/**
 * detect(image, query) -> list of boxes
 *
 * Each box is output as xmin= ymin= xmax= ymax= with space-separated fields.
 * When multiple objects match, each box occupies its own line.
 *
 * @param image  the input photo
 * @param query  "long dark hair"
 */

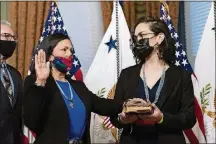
xmin=131 ymin=16 xmax=176 ymax=65
xmin=30 ymin=33 xmax=70 ymax=74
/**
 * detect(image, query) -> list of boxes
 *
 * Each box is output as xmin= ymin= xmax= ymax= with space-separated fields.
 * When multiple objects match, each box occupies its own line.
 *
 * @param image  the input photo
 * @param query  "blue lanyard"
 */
xmin=55 ymin=80 xmax=73 ymax=102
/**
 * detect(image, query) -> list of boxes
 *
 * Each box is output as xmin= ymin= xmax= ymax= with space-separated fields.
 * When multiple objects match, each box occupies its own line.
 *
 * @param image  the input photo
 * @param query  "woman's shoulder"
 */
xmin=68 ymin=78 xmax=86 ymax=89
xmin=121 ymin=64 xmax=141 ymax=74
xmin=168 ymin=65 xmax=192 ymax=79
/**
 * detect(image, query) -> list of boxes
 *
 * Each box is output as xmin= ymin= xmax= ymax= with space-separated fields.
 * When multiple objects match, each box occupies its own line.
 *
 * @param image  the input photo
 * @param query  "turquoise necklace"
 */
xmin=55 ymin=80 xmax=74 ymax=108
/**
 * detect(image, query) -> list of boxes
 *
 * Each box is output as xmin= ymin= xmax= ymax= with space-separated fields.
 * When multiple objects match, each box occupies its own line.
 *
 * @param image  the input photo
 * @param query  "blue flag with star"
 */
xmin=105 ymin=36 xmax=117 ymax=53
xmin=85 ymin=1 xmax=135 ymax=143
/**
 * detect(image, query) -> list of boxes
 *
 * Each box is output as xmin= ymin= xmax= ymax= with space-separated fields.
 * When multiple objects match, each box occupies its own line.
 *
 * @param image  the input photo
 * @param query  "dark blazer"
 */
xmin=23 ymin=74 xmax=122 ymax=144
xmin=110 ymin=64 xmax=196 ymax=144
xmin=0 ymin=64 xmax=23 ymax=144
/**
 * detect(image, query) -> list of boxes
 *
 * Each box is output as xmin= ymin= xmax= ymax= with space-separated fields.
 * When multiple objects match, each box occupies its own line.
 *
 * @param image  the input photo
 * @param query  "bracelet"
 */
xmin=157 ymin=115 xmax=164 ymax=124
xmin=117 ymin=114 xmax=124 ymax=124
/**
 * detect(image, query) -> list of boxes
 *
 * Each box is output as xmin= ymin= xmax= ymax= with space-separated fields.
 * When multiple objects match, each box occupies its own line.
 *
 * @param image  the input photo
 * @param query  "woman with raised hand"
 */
xmin=23 ymin=33 xmax=123 ymax=144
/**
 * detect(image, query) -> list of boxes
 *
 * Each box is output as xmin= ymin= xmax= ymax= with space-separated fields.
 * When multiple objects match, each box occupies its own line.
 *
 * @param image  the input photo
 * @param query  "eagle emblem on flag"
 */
xmin=92 ymin=85 xmax=119 ymax=143
xmin=200 ymin=84 xmax=216 ymax=127
xmin=200 ymin=84 xmax=216 ymax=139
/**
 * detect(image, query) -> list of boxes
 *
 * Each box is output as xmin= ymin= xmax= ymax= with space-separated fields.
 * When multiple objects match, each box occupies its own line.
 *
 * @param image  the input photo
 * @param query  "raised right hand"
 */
xmin=35 ymin=49 xmax=50 ymax=83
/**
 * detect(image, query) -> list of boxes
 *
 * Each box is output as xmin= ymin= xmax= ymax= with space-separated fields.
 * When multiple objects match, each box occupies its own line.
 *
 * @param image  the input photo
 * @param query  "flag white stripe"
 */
xmin=23 ymin=125 xmax=35 ymax=143
xmin=194 ymin=2 xmax=215 ymax=143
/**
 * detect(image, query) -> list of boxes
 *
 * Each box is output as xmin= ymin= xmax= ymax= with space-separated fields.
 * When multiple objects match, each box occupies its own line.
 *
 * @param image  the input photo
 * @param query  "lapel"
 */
xmin=156 ymin=66 xmax=179 ymax=109
xmin=5 ymin=66 xmax=18 ymax=108
xmin=127 ymin=64 xmax=142 ymax=99
xmin=0 ymin=80 xmax=12 ymax=107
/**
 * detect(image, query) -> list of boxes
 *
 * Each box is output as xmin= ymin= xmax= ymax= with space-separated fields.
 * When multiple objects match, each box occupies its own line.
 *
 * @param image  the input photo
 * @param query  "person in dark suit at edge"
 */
xmin=0 ymin=20 xmax=23 ymax=144
xmin=110 ymin=16 xmax=196 ymax=144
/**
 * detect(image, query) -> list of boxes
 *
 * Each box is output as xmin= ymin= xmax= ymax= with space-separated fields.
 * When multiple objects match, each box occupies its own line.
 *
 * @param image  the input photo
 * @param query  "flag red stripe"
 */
xmin=107 ymin=123 xmax=113 ymax=128
xmin=104 ymin=119 xmax=110 ymax=125
xmin=191 ymin=73 xmax=206 ymax=141
xmin=104 ymin=117 xmax=109 ymax=121
xmin=31 ymin=130 xmax=36 ymax=137
xmin=184 ymin=129 xmax=199 ymax=144
xmin=192 ymin=73 xmax=206 ymax=138
xmin=104 ymin=119 xmax=109 ymax=124
xmin=192 ymin=73 xmax=198 ymax=81
xmin=22 ymin=136 xmax=29 ymax=144
xmin=74 ymin=69 xmax=83 ymax=81
xmin=194 ymin=97 xmax=206 ymax=138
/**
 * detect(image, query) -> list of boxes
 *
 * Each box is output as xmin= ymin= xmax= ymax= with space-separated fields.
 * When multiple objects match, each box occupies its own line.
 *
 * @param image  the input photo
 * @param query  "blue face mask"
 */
xmin=52 ymin=56 xmax=73 ymax=73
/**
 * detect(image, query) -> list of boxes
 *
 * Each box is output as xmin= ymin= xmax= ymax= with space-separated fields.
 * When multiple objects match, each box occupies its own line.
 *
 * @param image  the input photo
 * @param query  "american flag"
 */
xmin=160 ymin=2 xmax=206 ymax=143
xmin=28 ymin=1 xmax=83 ymax=81
xmin=23 ymin=2 xmax=83 ymax=143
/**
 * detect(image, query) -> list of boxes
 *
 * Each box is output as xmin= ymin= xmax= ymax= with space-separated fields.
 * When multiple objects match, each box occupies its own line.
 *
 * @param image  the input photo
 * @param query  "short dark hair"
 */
xmin=30 ymin=33 xmax=70 ymax=73
xmin=131 ymin=16 xmax=176 ymax=65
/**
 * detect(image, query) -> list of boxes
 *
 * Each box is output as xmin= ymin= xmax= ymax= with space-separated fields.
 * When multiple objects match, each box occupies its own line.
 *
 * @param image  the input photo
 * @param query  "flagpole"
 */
xmin=214 ymin=2 xmax=216 ymax=41
xmin=115 ymin=1 xmax=123 ymax=142
xmin=115 ymin=1 xmax=120 ymax=79
xmin=214 ymin=1 xmax=216 ymax=95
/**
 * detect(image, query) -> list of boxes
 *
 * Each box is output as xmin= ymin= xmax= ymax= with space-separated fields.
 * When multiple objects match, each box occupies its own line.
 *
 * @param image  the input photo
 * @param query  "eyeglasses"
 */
xmin=137 ymin=32 xmax=154 ymax=39
xmin=0 ymin=33 xmax=18 ymax=42
xmin=132 ymin=32 xmax=154 ymax=42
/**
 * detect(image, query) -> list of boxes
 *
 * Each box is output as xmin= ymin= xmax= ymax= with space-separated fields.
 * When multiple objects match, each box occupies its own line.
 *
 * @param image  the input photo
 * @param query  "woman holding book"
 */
xmin=110 ymin=16 xmax=196 ymax=144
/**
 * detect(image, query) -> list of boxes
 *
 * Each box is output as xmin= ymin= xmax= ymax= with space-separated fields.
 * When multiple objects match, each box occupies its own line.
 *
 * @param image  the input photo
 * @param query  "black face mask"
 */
xmin=0 ymin=40 xmax=16 ymax=59
xmin=133 ymin=38 xmax=155 ymax=62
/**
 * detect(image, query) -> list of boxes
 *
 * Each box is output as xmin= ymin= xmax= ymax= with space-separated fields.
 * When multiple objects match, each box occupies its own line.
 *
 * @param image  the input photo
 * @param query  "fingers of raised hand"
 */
xmin=38 ymin=50 xmax=42 ymax=68
xmin=37 ymin=49 xmax=47 ymax=68
xmin=46 ymin=61 xmax=50 ymax=69
xmin=42 ymin=49 xmax=46 ymax=64
xmin=38 ymin=50 xmax=41 ymax=65
xmin=35 ymin=54 xmax=38 ymax=69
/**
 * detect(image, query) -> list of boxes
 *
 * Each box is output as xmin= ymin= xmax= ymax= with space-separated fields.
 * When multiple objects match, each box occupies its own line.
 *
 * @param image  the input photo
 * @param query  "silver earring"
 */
xmin=157 ymin=52 xmax=163 ymax=59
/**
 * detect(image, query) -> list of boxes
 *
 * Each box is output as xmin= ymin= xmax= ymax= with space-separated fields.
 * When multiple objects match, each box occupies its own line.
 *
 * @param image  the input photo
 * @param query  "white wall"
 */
xmin=57 ymin=2 xmax=104 ymax=77
xmin=184 ymin=1 xmax=212 ymax=68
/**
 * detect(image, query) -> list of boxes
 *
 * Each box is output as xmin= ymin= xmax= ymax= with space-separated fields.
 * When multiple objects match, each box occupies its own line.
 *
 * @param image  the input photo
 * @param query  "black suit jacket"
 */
xmin=110 ymin=64 xmax=196 ymax=144
xmin=0 ymin=64 xmax=23 ymax=144
xmin=23 ymin=75 xmax=122 ymax=144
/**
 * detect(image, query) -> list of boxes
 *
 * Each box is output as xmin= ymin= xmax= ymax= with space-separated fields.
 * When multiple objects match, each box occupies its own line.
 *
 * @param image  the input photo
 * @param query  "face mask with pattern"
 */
xmin=52 ymin=55 xmax=73 ymax=73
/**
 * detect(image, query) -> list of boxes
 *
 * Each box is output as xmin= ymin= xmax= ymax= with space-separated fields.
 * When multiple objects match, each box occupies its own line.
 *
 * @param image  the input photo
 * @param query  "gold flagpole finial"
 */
xmin=160 ymin=0 xmax=169 ymax=14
